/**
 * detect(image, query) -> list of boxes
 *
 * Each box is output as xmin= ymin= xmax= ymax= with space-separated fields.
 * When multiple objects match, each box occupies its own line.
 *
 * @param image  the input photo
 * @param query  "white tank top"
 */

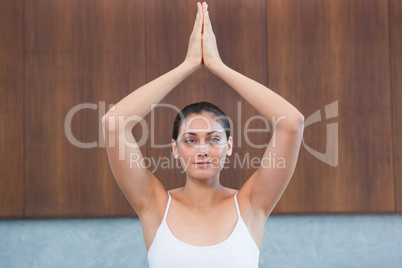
xmin=147 ymin=191 xmax=260 ymax=268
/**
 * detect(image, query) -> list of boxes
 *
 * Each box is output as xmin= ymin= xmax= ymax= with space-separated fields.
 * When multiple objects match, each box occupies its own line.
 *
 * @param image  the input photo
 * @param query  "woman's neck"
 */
xmin=180 ymin=175 xmax=226 ymax=210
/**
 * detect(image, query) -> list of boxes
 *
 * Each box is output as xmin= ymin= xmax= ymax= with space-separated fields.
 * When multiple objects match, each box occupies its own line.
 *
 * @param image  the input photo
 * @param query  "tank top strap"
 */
xmin=162 ymin=192 xmax=172 ymax=222
xmin=234 ymin=191 xmax=241 ymax=218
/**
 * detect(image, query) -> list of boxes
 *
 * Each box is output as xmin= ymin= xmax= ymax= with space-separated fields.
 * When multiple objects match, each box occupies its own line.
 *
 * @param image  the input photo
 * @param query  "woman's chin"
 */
xmin=187 ymin=168 xmax=220 ymax=180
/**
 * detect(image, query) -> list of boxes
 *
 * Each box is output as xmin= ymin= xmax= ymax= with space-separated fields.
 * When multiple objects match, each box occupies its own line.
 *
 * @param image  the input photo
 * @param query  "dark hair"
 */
xmin=172 ymin=101 xmax=231 ymax=142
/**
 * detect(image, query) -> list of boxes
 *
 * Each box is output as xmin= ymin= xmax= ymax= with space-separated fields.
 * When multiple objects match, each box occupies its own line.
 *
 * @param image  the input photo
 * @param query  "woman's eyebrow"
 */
xmin=182 ymin=130 xmax=223 ymax=137
xmin=182 ymin=132 xmax=197 ymax=136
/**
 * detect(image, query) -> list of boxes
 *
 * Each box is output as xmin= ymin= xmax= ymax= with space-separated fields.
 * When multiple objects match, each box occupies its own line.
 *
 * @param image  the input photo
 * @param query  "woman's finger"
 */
xmin=203 ymin=2 xmax=213 ymax=34
xmin=192 ymin=2 xmax=203 ymax=34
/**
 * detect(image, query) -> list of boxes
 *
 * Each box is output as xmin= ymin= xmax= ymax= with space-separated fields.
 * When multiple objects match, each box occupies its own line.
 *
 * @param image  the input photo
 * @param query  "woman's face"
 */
xmin=172 ymin=112 xmax=233 ymax=180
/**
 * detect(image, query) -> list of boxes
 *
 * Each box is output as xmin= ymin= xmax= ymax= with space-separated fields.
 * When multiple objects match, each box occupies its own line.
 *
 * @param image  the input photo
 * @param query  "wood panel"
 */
xmin=267 ymin=0 xmax=394 ymax=213
xmin=145 ymin=0 xmax=268 ymax=192
xmin=1 ymin=0 xmax=398 ymax=219
xmin=390 ymin=0 xmax=402 ymax=212
xmin=0 ymin=0 xmax=24 ymax=219
xmin=24 ymin=0 xmax=145 ymax=218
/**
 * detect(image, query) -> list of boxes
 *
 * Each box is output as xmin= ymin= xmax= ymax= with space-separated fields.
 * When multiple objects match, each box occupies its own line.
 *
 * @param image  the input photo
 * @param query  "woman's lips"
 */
xmin=194 ymin=162 xmax=211 ymax=167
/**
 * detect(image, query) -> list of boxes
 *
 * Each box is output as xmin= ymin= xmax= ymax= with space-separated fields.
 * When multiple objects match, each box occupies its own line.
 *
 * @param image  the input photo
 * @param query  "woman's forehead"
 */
xmin=179 ymin=113 xmax=224 ymax=134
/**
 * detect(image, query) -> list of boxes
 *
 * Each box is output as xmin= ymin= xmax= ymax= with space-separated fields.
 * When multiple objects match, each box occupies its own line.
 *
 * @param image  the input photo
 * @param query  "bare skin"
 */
xmin=102 ymin=2 xmax=304 ymax=252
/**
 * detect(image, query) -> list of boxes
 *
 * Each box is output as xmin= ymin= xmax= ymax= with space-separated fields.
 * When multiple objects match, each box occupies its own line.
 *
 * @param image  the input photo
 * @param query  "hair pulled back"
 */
xmin=172 ymin=101 xmax=231 ymax=142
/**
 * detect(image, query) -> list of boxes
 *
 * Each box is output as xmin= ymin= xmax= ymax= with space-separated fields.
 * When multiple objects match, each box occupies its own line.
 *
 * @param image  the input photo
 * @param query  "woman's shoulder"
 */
xmin=167 ymin=187 xmax=183 ymax=196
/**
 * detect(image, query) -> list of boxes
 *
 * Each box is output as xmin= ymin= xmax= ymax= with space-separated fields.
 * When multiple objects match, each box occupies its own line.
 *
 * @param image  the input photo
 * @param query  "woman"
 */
xmin=102 ymin=2 xmax=304 ymax=267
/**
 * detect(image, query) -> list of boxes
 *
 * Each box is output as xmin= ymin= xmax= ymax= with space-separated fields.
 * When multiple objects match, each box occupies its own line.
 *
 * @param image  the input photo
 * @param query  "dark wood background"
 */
xmin=0 ymin=0 xmax=400 ymax=219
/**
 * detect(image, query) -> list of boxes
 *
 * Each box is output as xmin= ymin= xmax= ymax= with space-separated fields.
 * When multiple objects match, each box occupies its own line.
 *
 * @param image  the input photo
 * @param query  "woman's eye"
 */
xmin=209 ymin=137 xmax=220 ymax=143
xmin=185 ymin=139 xmax=196 ymax=144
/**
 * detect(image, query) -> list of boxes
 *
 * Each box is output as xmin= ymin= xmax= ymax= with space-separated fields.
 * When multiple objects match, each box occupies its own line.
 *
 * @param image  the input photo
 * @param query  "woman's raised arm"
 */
xmin=102 ymin=3 xmax=204 ymax=218
xmin=201 ymin=3 xmax=304 ymax=218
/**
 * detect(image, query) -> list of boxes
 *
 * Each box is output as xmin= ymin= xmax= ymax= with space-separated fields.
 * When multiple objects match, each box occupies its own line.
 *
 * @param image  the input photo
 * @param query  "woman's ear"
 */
xmin=226 ymin=136 xmax=233 ymax=156
xmin=171 ymin=139 xmax=179 ymax=159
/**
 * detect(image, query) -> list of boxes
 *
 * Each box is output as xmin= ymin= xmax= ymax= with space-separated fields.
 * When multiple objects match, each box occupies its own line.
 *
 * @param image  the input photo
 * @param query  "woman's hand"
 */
xmin=202 ymin=3 xmax=223 ymax=69
xmin=184 ymin=2 xmax=203 ymax=70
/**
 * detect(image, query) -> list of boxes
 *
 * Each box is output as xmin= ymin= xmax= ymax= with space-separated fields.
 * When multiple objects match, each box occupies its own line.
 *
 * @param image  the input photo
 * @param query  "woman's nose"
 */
xmin=196 ymin=151 xmax=209 ymax=158
xmin=196 ymin=143 xmax=209 ymax=157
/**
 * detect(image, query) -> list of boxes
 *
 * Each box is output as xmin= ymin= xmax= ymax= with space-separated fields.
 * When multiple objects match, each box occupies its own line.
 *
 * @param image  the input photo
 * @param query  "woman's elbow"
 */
xmin=102 ymin=113 xmax=116 ymax=132
xmin=284 ymin=113 xmax=305 ymax=132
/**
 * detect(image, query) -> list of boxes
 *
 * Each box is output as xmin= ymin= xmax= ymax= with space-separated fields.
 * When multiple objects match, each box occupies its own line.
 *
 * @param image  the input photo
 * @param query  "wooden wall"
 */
xmin=390 ymin=0 xmax=402 ymax=213
xmin=0 ymin=0 xmax=24 ymax=218
xmin=0 ymin=0 xmax=400 ymax=219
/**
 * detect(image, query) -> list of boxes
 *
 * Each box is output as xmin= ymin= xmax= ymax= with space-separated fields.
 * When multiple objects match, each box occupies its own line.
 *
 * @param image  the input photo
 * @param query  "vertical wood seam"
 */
xmin=266 ymin=0 xmax=269 ymax=88
xmin=387 ymin=0 xmax=397 ymax=213
xmin=22 ymin=0 xmax=26 ymax=219
xmin=144 ymin=0 xmax=148 ymax=84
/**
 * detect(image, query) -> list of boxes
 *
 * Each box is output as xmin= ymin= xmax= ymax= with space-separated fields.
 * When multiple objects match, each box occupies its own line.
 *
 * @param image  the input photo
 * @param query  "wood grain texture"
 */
xmin=0 ymin=0 xmax=24 ymax=218
xmin=390 ymin=0 xmax=402 ymax=212
xmin=24 ymin=0 xmax=145 ymax=218
xmin=267 ymin=0 xmax=394 ymax=213
xmin=1 ymin=0 xmax=399 ymax=218
xmin=145 ymin=0 xmax=268 ymax=192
